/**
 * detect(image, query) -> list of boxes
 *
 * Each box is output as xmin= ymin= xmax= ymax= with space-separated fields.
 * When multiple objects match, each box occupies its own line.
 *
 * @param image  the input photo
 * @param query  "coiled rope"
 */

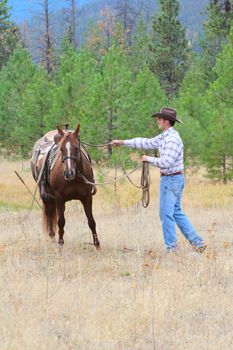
xmin=121 ymin=162 xmax=150 ymax=208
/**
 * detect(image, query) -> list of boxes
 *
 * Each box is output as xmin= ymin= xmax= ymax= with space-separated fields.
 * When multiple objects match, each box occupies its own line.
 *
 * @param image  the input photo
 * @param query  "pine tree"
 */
xmin=85 ymin=6 xmax=127 ymax=62
xmin=127 ymin=65 xmax=168 ymax=138
xmin=0 ymin=0 xmax=10 ymax=30
xmin=46 ymin=46 xmax=101 ymax=139
xmin=177 ymin=27 xmax=233 ymax=182
xmin=12 ymin=68 xmax=54 ymax=156
xmin=112 ymin=0 xmax=144 ymax=46
xmin=201 ymin=0 xmax=233 ymax=84
xmin=0 ymin=46 xmax=36 ymax=153
xmin=30 ymin=0 xmax=55 ymax=74
xmin=174 ymin=60 xmax=209 ymax=165
xmin=0 ymin=0 xmax=21 ymax=69
xmin=130 ymin=18 xmax=150 ymax=73
xmin=63 ymin=0 xmax=77 ymax=47
xmin=96 ymin=44 xmax=133 ymax=155
xmin=202 ymin=28 xmax=233 ymax=183
xmin=149 ymin=0 xmax=190 ymax=99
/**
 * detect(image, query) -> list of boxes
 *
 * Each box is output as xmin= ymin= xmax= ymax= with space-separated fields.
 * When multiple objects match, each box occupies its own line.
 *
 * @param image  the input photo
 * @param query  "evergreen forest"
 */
xmin=0 ymin=0 xmax=233 ymax=182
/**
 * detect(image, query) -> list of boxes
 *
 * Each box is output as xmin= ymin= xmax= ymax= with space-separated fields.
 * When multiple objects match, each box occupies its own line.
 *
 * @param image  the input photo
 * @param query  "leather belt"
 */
xmin=160 ymin=171 xmax=183 ymax=177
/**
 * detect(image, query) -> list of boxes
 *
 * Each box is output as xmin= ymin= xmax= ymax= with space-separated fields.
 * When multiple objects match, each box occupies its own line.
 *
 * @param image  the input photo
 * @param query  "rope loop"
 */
xmin=141 ymin=162 xmax=150 ymax=208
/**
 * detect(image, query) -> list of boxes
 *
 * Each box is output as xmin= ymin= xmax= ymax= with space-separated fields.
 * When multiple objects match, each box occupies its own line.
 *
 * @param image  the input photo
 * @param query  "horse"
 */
xmin=31 ymin=124 xmax=100 ymax=248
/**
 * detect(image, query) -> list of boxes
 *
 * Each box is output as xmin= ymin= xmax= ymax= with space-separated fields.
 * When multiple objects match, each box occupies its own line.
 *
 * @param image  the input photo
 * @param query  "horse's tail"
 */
xmin=42 ymin=200 xmax=57 ymax=235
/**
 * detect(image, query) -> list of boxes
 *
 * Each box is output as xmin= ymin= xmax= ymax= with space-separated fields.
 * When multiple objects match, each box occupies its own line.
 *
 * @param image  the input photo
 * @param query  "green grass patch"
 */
xmin=0 ymin=200 xmax=38 ymax=211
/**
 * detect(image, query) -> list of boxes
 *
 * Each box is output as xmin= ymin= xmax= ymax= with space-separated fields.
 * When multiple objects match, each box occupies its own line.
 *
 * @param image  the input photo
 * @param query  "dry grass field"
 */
xmin=0 ymin=158 xmax=233 ymax=350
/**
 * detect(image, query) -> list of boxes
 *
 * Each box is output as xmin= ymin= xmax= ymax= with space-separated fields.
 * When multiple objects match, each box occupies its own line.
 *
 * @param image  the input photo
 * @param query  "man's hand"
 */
xmin=111 ymin=140 xmax=124 ymax=147
xmin=141 ymin=155 xmax=149 ymax=162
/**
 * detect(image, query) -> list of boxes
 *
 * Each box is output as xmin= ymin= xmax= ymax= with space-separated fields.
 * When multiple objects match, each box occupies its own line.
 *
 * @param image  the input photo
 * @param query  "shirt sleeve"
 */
xmin=146 ymin=139 xmax=182 ymax=168
xmin=124 ymin=135 xmax=161 ymax=150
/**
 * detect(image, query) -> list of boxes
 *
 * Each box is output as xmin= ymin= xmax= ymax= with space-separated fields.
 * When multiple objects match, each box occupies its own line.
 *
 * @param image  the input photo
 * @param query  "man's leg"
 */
xmin=173 ymin=175 xmax=204 ymax=248
xmin=159 ymin=177 xmax=177 ymax=250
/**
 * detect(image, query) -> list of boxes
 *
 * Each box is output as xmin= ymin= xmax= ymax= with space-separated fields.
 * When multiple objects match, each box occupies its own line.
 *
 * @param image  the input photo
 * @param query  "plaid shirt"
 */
xmin=124 ymin=127 xmax=184 ymax=175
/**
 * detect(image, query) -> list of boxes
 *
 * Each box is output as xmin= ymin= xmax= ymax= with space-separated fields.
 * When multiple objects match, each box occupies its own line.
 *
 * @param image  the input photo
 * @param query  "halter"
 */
xmin=62 ymin=155 xmax=78 ymax=163
xmin=61 ymin=134 xmax=81 ymax=168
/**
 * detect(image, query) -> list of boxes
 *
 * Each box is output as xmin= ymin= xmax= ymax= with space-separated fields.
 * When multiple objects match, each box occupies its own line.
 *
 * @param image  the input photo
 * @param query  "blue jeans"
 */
xmin=159 ymin=174 xmax=204 ymax=250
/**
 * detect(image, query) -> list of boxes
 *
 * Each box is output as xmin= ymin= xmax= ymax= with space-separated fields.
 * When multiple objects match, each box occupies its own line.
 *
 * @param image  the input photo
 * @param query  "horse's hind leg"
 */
xmin=43 ymin=199 xmax=56 ymax=239
xmin=57 ymin=200 xmax=66 ymax=245
xmin=82 ymin=195 xmax=100 ymax=248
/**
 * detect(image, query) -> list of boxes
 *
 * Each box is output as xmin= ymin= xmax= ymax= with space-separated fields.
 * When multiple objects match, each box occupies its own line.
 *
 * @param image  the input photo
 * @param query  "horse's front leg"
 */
xmin=81 ymin=195 xmax=100 ymax=249
xmin=57 ymin=200 xmax=66 ymax=245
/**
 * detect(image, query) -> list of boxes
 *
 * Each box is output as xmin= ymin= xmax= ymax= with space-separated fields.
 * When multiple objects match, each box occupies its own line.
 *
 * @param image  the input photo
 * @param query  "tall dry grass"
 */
xmin=0 ymin=159 xmax=233 ymax=350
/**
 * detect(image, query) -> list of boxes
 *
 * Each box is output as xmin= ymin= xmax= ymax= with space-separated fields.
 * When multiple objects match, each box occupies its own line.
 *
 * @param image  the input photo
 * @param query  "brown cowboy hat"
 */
xmin=151 ymin=107 xmax=183 ymax=124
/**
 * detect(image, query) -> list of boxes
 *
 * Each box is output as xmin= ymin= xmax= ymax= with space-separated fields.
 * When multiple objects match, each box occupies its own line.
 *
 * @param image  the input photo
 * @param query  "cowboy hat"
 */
xmin=152 ymin=107 xmax=183 ymax=124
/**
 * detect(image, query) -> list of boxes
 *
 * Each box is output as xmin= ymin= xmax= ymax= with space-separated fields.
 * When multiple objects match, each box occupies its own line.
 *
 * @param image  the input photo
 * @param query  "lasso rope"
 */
xmin=80 ymin=141 xmax=151 ymax=207
xmin=77 ymin=162 xmax=150 ymax=208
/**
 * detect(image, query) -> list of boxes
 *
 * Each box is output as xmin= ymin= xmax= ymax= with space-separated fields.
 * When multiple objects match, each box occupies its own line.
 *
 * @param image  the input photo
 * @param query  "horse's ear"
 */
xmin=74 ymin=124 xmax=80 ymax=138
xmin=57 ymin=125 xmax=64 ymax=137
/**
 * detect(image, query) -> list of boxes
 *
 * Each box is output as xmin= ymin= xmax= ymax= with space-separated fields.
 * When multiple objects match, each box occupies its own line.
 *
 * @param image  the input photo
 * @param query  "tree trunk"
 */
xmin=222 ymin=154 xmax=227 ymax=184
xmin=44 ymin=0 xmax=52 ymax=73
xmin=107 ymin=107 xmax=113 ymax=156
xmin=71 ymin=0 xmax=77 ymax=46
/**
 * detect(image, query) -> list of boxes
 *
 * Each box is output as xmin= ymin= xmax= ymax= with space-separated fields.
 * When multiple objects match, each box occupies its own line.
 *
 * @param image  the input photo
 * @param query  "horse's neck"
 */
xmin=80 ymin=146 xmax=92 ymax=164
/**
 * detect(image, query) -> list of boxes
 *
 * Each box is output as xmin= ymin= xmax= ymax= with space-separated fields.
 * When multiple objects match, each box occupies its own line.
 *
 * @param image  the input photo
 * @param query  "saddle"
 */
xmin=31 ymin=130 xmax=58 ymax=182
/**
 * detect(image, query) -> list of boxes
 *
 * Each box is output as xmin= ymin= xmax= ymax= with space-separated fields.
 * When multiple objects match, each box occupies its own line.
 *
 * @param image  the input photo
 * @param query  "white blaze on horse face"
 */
xmin=66 ymin=141 xmax=72 ymax=170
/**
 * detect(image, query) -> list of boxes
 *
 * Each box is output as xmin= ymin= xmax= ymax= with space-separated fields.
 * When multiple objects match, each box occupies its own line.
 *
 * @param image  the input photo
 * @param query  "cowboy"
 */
xmin=112 ymin=107 xmax=206 ymax=253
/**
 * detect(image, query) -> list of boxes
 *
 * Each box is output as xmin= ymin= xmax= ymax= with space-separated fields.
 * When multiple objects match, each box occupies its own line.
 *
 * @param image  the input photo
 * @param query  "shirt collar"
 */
xmin=163 ymin=126 xmax=173 ymax=137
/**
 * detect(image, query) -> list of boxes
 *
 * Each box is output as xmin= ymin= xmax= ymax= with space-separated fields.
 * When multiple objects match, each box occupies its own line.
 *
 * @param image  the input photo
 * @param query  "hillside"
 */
xmin=23 ymin=0 xmax=209 ymax=54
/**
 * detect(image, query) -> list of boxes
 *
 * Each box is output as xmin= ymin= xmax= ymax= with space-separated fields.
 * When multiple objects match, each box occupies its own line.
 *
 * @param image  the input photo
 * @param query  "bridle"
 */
xmin=62 ymin=155 xmax=78 ymax=163
xmin=61 ymin=134 xmax=81 ymax=164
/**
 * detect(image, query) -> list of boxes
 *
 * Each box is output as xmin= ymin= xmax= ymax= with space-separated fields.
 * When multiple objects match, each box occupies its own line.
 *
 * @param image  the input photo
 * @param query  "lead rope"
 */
xmin=77 ymin=162 xmax=150 ymax=207
xmin=80 ymin=144 xmax=151 ymax=208
xmin=77 ymin=163 xmax=143 ymax=186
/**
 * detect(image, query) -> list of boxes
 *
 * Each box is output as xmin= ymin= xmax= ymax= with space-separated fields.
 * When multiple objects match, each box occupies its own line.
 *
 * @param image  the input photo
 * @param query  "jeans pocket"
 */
xmin=170 ymin=178 xmax=183 ymax=196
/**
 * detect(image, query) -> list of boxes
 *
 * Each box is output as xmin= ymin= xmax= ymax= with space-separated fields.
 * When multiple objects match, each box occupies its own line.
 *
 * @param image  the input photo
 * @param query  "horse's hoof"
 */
xmin=49 ymin=233 xmax=56 ymax=242
xmin=58 ymin=239 xmax=64 ymax=246
xmin=94 ymin=242 xmax=100 ymax=250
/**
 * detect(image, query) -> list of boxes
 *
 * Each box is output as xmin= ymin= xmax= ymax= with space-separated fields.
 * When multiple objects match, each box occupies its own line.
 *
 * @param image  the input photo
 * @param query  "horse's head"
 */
xmin=57 ymin=124 xmax=81 ymax=181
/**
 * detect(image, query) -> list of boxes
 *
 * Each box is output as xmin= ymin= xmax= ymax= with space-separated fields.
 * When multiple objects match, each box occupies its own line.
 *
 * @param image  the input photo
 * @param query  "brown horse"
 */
xmin=33 ymin=124 xmax=100 ymax=248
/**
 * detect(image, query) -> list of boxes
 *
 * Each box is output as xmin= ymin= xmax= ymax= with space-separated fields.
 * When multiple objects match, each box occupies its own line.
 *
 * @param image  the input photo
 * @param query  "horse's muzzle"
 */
xmin=64 ymin=169 xmax=75 ymax=181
